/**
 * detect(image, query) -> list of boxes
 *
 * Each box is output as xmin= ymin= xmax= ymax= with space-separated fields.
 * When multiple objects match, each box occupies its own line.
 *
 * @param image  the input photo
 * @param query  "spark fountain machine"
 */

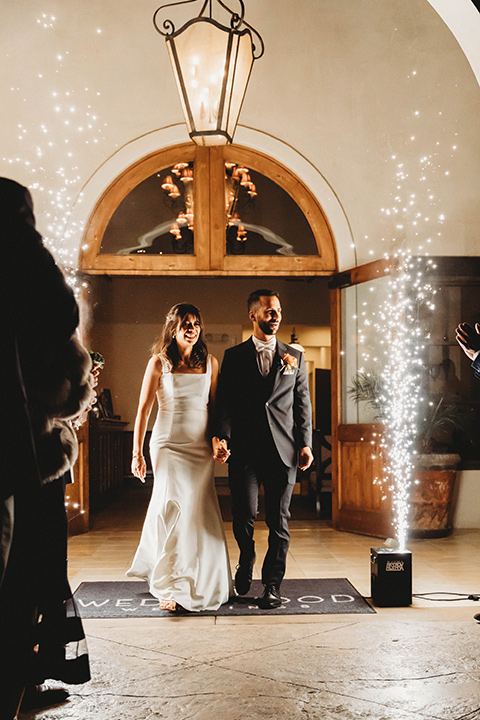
xmin=370 ymin=547 xmax=412 ymax=607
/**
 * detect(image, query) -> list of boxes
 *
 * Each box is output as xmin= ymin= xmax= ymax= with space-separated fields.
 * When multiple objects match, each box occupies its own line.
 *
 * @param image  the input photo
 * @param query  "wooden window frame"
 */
xmin=80 ymin=144 xmax=337 ymax=276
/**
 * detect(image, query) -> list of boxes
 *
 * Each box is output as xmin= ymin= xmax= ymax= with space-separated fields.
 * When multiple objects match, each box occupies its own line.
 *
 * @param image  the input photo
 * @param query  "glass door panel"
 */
xmin=341 ymin=275 xmax=391 ymax=423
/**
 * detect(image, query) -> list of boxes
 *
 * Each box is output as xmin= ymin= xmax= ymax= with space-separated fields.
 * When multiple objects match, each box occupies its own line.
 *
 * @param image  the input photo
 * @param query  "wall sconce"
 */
xmin=153 ymin=0 xmax=264 ymax=146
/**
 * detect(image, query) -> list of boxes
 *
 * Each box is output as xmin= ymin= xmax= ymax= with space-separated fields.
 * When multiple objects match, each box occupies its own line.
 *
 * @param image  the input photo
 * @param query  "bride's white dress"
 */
xmin=126 ymin=356 xmax=232 ymax=611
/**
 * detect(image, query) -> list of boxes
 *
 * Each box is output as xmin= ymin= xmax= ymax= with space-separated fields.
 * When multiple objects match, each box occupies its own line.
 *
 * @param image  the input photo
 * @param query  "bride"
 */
xmin=126 ymin=303 xmax=232 ymax=612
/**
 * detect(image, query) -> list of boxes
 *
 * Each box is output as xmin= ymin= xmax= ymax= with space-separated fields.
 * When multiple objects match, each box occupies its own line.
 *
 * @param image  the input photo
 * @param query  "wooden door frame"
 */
xmin=76 ymin=254 xmax=394 ymax=536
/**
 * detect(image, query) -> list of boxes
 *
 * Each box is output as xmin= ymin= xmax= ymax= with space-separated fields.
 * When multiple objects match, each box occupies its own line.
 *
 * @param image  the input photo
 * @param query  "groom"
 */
xmin=213 ymin=289 xmax=313 ymax=609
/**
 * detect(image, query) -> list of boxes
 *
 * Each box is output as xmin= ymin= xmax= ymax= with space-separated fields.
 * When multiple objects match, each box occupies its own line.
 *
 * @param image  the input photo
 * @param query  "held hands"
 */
xmin=212 ymin=438 xmax=313 ymax=469
xmin=456 ymin=322 xmax=480 ymax=360
xmin=298 ymin=446 xmax=314 ymax=471
xmin=132 ymin=455 xmax=147 ymax=483
xmin=212 ymin=437 xmax=230 ymax=464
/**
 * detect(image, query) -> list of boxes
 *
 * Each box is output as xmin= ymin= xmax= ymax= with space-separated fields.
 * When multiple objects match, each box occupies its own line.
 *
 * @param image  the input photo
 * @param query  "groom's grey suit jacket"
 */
xmin=215 ymin=337 xmax=313 ymax=474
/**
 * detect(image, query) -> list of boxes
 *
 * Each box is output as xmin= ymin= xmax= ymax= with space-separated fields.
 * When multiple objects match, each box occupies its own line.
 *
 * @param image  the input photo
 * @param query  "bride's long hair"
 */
xmin=152 ymin=303 xmax=208 ymax=370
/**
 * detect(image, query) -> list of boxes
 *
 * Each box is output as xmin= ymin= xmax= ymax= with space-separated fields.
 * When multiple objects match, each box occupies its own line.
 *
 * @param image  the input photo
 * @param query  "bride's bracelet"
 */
xmin=132 ymin=453 xmax=145 ymax=460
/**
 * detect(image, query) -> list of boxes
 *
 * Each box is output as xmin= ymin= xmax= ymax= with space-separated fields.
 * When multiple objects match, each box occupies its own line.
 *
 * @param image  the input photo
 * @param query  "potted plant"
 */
xmin=348 ymin=371 xmax=471 ymax=537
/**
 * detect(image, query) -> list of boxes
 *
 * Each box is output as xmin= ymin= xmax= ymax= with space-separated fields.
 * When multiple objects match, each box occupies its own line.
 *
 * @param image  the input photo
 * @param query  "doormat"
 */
xmin=74 ymin=578 xmax=374 ymax=618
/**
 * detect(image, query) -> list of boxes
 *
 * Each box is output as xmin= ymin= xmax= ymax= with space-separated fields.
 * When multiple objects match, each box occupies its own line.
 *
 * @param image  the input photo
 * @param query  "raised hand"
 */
xmin=455 ymin=322 xmax=480 ymax=359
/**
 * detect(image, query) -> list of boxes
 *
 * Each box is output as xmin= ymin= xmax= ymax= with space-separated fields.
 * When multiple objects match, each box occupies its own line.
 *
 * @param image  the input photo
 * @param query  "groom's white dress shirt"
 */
xmin=252 ymin=335 xmax=277 ymax=377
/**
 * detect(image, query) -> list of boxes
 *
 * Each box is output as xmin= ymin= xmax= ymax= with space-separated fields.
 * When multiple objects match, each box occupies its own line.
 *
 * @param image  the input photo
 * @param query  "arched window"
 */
xmin=80 ymin=144 xmax=337 ymax=276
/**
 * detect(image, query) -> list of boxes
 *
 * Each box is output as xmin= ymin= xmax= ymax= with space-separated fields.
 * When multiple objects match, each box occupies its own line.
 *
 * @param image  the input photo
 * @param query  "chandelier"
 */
xmin=161 ymin=161 xmax=257 ymax=251
xmin=153 ymin=0 xmax=264 ymax=146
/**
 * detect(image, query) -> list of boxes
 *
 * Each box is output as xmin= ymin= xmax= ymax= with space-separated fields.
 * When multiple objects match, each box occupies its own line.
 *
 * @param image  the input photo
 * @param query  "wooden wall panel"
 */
xmin=68 ymin=421 xmax=89 ymax=535
xmin=335 ymin=424 xmax=393 ymax=537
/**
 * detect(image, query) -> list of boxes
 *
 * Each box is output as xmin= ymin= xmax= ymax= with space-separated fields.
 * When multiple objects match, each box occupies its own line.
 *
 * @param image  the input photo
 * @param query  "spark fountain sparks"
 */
xmin=372 ymin=251 xmax=436 ymax=550
xmin=1 ymin=10 xmax=108 ymax=521
xmin=357 ymin=102 xmax=455 ymax=548
xmin=2 ymin=11 xmax=108 ymax=295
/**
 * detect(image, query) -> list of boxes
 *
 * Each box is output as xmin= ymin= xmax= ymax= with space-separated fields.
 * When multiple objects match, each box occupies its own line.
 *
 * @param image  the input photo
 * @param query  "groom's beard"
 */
xmin=258 ymin=319 xmax=279 ymax=336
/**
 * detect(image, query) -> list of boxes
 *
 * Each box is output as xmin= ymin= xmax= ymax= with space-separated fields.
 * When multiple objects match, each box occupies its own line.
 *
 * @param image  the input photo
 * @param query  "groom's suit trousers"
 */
xmin=228 ymin=446 xmax=296 ymax=587
xmin=216 ymin=337 xmax=312 ymax=587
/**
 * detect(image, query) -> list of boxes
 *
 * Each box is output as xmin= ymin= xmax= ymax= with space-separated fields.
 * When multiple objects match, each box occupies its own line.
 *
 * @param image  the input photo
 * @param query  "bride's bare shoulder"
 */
xmin=148 ymin=354 xmax=164 ymax=375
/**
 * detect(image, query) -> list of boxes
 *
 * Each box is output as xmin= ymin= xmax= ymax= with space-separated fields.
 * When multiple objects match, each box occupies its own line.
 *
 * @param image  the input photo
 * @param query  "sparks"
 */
xmin=3 ymin=11 xmax=107 ymax=297
xmin=357 ymin=129 xmax=450 ymax=549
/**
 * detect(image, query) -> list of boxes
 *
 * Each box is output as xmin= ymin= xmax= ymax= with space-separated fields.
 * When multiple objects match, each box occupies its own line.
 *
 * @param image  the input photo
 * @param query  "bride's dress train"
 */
xmin=126 ymin=356 xmax=232 ymax=611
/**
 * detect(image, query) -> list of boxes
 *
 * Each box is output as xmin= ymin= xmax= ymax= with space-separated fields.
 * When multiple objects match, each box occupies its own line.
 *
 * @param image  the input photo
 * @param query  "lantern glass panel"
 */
xmin=224 ymin=31 xmax=254 ymax=140
xmin=169 ymin=21 xmax=229 ymax=135
xmin=167 ymin=20 xmax=254 ymax=146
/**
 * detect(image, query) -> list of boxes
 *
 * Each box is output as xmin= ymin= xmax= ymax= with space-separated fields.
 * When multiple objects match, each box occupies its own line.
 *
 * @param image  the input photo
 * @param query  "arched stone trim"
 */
xmin=426 ymin=0 xmax=480 ymax=88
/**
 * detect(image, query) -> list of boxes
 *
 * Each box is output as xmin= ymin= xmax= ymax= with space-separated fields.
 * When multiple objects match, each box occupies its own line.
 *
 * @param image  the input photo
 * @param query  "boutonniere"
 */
xmin=280 ymin=352 xmax=298 ymax=375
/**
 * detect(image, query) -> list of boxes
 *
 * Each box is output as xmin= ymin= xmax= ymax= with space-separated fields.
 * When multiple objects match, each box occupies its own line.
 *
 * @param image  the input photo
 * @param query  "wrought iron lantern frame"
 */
xmin=153 ymin=0 xmax=264 ymax=145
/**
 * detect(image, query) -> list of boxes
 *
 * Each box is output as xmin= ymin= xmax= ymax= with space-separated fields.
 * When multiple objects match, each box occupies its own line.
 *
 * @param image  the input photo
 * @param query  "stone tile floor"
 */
xmin=20 ymin=488 xmax=480 ymax=720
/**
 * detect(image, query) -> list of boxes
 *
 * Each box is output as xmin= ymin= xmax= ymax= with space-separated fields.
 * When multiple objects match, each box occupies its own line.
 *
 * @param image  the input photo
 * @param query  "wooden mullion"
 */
xmin=349 ymin=258 xmax=395 ymax=286
xmin=209 ymin=147 xmax=226 ymax=270
xmin=193 ymin=146 xmax=210 ymax=270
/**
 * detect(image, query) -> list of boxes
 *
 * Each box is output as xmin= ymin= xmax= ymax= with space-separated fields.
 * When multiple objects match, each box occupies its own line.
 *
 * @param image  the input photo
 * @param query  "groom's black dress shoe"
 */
xmin=258 ymin=584 xmax=282 ymax=609
xmin=234 ymin=554 xmax=256 ymax=595
xmin=21 ymin=686 xmax=69 ymax=711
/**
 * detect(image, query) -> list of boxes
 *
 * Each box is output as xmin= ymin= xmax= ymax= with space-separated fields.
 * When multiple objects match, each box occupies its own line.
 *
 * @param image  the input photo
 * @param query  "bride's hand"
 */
xmin=132 ymin=455 xmax=147 ymax=482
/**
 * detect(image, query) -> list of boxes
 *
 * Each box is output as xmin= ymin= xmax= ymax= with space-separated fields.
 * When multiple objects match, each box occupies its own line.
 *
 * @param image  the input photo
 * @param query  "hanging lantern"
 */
xmin=153 ymin=0 xmax=264 ymax=146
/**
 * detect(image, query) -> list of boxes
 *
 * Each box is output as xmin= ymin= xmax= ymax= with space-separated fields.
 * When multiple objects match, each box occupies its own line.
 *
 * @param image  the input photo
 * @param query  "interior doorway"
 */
xmin=73 ymin=142 xmax=338 ymax=532
xmin=84 ymin=274 xmax=332 ymax=523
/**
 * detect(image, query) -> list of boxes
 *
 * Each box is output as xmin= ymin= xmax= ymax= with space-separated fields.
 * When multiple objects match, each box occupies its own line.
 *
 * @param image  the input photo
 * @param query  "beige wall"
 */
xmin=1 ymin=1 xmax=480 ymax=268
xmin=88 ymin=276 xmax=331 ymax=427
xmin=454 ymin=471 xmax=480 ymax=528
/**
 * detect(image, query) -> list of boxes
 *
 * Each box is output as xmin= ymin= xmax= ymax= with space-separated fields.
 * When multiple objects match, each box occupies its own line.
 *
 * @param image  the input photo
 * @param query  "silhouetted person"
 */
xmin=0 ymin=178 xmax=93 ymax=718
